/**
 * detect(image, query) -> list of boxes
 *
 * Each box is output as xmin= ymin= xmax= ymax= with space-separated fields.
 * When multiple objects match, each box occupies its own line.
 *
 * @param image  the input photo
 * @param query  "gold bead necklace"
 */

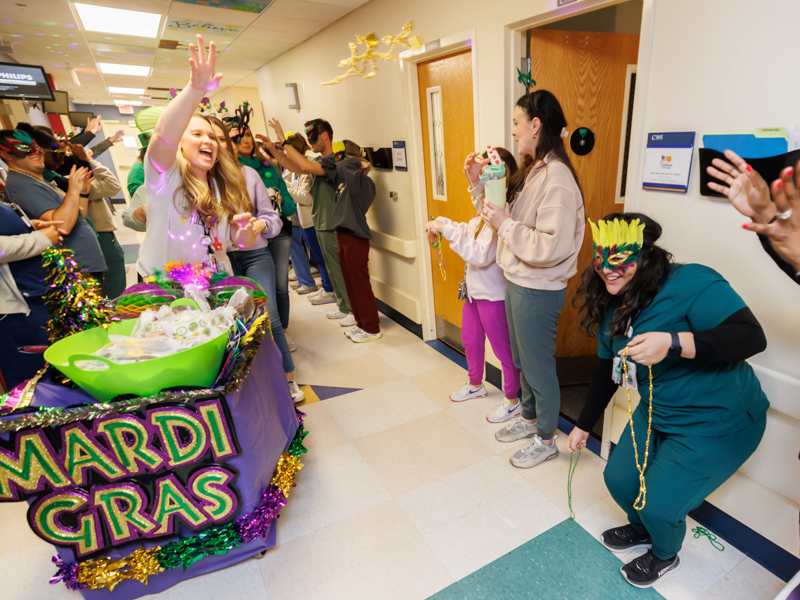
xmin=621 ymin=347 xmax=653 ymax=511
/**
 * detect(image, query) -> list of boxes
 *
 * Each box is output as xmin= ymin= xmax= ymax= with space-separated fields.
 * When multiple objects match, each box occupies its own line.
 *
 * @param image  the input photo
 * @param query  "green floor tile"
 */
xmin=428 ymin=519 xmax=666 ymax=600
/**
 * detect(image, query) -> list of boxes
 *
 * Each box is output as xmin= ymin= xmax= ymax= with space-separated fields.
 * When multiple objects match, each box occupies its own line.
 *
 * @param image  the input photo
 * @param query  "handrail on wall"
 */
xmin=370 ymin=230 xmax=417 ymax=259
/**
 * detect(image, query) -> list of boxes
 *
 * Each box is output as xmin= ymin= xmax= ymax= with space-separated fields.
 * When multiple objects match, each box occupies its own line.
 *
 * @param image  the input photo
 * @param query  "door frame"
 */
xmin=400 ymin=29 xmax=480 ymax=341
xmin=402 ymin=1 xmax=656 ymax=342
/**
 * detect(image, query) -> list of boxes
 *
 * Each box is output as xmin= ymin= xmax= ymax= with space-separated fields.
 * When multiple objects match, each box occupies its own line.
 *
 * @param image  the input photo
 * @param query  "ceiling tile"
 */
xmin=71 ymin=0 xmax=169 ymax=15
xmin=264 ymin=0 xmax=350 ymax=22
xmin=249 ymin=14 xmax=329 ymax=35
xmin=311 ymin=0 xmax=370 ymax=7
xmin=89 ymin=42 xmax=158 ymax=60
xmin=166 ymin=4 xmax=260 ymax=28
xmin=1 ymin=1 xmax=77 ymax=27
xmin=235 ymin=28 xmax=309 ymax=44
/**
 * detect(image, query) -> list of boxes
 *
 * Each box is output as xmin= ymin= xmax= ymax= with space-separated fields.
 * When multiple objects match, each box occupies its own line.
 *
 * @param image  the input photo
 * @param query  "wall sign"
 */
xmin=393 ymin=141 xmax=407 ymax=171
xmin=0 ymin=396 xmax=240 ymax=558
xmin=643 ymin=131 xmax=696 ymax=193
xmin=570 ymin=127 xmax=595 ymax=156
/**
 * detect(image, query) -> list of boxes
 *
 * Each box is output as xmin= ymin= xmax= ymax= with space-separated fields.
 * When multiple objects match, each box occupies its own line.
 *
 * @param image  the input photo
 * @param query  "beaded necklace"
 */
xmin=428 ymin=215 xmax=447 ymax=280
xmin=9 ymin=168 xmax=65 ymax=198
xmin=621 ymin=348 xmax=653 ymax=511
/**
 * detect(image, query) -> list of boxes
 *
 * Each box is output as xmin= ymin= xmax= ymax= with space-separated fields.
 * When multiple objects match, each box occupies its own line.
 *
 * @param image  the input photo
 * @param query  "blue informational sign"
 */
xmin=643 ymin=132 xmax=696 ymax=193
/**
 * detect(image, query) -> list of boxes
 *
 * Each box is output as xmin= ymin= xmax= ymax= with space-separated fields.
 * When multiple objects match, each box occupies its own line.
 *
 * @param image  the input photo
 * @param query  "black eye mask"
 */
xmin=305 ymin=121 xmax=321 ymax=145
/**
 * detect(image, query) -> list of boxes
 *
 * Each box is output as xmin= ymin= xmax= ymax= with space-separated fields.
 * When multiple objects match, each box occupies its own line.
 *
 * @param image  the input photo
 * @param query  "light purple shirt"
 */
xmin=233 ymin=165 xmax=282 ymax=252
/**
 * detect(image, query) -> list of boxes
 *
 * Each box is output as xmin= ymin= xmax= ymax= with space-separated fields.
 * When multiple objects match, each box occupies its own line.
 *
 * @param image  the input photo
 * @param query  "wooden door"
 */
xmin=418 ymin=50 xmax=475 ymax=338
xmin=529 ymin=29 xmax=639 ymax=359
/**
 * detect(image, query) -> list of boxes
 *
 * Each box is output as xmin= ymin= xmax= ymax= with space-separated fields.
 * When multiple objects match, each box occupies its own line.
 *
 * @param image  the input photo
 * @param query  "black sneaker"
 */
xmin=601 ymin=524 xmax=652 ymax=553
xmin=620 ymin=550 xmax=681 ymax=588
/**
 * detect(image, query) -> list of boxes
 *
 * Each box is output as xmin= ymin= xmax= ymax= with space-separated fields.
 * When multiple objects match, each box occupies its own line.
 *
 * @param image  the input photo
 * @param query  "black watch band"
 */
xmin=667 ymin=332 xmax=682 ymax=359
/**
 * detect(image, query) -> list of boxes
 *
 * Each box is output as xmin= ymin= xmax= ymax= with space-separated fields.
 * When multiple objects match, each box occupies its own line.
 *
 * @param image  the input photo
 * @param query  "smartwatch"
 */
xmin=667 ymin=332 xmax=682 ymax=359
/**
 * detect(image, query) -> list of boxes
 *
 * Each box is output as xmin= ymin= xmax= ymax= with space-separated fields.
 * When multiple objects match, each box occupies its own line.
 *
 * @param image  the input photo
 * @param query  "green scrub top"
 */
xmin=598 ymin=263 xmax=769 ymax=436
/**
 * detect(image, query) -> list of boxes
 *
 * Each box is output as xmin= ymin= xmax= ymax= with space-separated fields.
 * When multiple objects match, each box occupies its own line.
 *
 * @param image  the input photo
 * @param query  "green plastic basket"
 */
xmin=44 ymin=300 xmax=230 ymax=402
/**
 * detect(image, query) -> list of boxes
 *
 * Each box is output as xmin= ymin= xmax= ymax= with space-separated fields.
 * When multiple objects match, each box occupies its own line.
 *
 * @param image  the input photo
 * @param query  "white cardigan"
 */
xmin=0 ymin=231 xmax=52 ymax=315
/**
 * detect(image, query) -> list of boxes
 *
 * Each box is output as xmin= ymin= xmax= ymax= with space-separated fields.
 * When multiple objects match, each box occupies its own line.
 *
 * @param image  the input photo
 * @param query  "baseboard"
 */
xmin=376 ymin=299 xmax=422 ymax=339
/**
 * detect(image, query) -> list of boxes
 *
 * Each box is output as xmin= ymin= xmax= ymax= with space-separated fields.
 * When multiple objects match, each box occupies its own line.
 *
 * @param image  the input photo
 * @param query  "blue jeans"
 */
xmin=301 ymin=226 xmax=332 ymax=293
xmin=228 ymin=247 xmax=295 ymax=374
xmin=267 ymin=232 xmax=292 ymax=330
xmin=290 ymin=225 xmax=315 ymax=288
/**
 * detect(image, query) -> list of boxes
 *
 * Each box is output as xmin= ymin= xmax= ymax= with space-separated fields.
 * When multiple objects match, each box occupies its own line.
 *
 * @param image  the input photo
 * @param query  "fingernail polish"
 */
xmin=746 ymin=165 xmax=752 ymax=172
xmin=788 ymin=167 xmax=795 ymax=176
xmin=742 ymin=224 xmax=750 ymax=229
xmin=777 ymin=180 xmax=783 ymax=189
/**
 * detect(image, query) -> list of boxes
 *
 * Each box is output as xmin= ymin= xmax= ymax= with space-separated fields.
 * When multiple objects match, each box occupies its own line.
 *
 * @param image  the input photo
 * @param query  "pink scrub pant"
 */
xmin=461 ymin=298 xmax=521 ymax=400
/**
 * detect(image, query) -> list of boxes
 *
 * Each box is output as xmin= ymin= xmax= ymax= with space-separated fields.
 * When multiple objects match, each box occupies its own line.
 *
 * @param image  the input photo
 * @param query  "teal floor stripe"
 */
xmin=427 ymin=519 xmax=666 ymax=600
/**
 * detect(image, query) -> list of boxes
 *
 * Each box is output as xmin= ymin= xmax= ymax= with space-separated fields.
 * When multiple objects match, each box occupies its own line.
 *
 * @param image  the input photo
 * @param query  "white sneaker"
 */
xmin=310 ymin=291 xmax=337 ymax=305
xmin=307 ymin=288 xmax=323 ymax=299
xmin=296 ymin=285 xmax=318 ymax=295
xmin=286 ymin=334 xmax=297 ymax=352
xmin=289 ymin=280 xmax=301 ymax=289
xmin=450 ymin=382 xmax=488 ymax=402
xmin=288 ymin=269 xmax=297 ymax=282
xmin=288 ymin=380 xmax=305 ymax=404
xmin=344 ymin=326 xmax=363 ymax=338
xmin=310 ymin=266 xmax=319 ymax=276
xmin=339 ymin=314 xmax=356 ymax=327
xmin=487 ymin=398 xmax=523 ymax=423
xmin=327 ymin=310 xmax=347 ymax=319
xmin=351 ymin=331 xmax=382 ymax=343
xmin=510 ymin=435 xmax=559 ymax=469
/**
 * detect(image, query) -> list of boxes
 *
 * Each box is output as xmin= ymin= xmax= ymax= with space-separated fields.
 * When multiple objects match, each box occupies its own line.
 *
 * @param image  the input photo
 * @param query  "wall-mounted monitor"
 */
xmin=0 ymin=62 xmax=54 ymax=101
xmin=69 ymin=111 xmax=94 ymax=129
xmin=43 ymin=90 xmax=69 ymax=114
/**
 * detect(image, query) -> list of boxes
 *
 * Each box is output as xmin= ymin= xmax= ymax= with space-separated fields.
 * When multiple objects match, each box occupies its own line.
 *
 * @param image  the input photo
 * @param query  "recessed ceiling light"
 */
xmin=98 ymin=63 xmax=150 ymax=76
xmin=109 ymin=86 xmax=145 ymax=94
xmin=114 ymin=100 xmax=142 ymax=106
xmin=74 ymin=4 xmax=161 ymax=38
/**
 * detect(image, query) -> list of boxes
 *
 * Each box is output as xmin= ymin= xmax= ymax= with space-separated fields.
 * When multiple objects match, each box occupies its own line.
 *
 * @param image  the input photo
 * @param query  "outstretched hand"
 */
xmin=706 ymin=150 xmax=774 ymax=223
xmin=86 ymin=115 xmax=103 ymax=134
xmin=744 ymin=160 xmax=800 ymax=272
xmin=268 ymin=118 xmax=286 ymax=143
xmin=188 ymin=34 xmax=222 ymax=93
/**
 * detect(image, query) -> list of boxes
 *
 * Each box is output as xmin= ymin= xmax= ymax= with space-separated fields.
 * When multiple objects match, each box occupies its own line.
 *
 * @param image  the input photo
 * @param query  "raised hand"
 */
xmin=188 ymin=34 xmax=223 ymax=93
xmin=268 ymin=118 xmax=286 ymax=143
xmin=86 ymin=115 xmax=103 ymax=134
xmin=69 ymin=143 xmax=89 ymax=163
xmin=67 ymin=165 xmax=91 ymax=195
xmin=744 ymin=160 xmax=800 ymax=272
xmin=706 ymin=150 xmax=774 ymax=223
xmin=464 ymin=151 xmax=489 ymax=185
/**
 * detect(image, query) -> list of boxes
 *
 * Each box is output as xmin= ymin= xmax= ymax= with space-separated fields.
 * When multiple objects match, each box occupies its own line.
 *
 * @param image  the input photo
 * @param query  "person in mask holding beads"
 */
xmin=567 ymin=213 xmax=769 ymax=588
xmin=136 ymin=34 xmax=257 ymax=279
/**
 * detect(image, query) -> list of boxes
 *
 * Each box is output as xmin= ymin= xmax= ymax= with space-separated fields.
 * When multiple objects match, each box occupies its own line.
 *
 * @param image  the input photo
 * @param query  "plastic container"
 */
xmin=44 ymin=299 xmax=230 ymax=402
xmin=484 ymin=178 xmax=507 ymax=208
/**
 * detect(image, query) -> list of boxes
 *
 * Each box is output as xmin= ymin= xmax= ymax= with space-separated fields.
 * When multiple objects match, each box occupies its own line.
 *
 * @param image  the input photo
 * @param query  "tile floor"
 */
xmin=0 ymin=268 xmax=788 ymax=600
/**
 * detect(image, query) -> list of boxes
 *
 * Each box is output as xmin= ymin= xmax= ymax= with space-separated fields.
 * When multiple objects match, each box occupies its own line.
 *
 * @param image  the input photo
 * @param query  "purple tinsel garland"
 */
xmin=234 ymin=485 xmax=288 ymax=544
xmin=50 ymin=555 xmax=86 ymax=591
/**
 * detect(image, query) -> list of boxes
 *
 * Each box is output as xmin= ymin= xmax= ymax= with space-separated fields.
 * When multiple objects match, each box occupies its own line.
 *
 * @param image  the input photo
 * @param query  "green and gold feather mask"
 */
xmin=589 ymin=218 xmax=645 ymax=271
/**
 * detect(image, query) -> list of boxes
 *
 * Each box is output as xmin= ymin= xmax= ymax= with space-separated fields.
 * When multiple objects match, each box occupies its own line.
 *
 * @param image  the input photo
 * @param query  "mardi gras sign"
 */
xmin=0 ymin=395 xmax=239 ymax=558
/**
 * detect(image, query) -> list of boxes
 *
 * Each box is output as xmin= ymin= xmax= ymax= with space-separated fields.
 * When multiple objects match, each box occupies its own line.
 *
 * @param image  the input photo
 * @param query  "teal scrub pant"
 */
xmin=505 ymin=282 xmax=566 ymax=439
xmin=604 ymin=406 xmax=766 ymax=559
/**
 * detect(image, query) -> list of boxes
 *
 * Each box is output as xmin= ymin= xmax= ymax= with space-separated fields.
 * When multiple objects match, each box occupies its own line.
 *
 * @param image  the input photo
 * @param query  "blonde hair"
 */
xmin=175 ymin=114 xmax=251 ymax=225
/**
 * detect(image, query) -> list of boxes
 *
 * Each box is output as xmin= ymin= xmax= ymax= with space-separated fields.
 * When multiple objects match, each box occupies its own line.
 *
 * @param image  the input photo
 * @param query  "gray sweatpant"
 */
xmin=505 ymin=281 xmax=566 ymax=439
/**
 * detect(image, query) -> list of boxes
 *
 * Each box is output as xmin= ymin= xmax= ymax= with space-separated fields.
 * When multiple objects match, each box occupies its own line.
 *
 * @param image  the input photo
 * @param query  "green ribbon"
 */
xmin=568 ymin=448 xmax=580 ymax=519
xmin=692 ymin=526 xmax=724 ymax=551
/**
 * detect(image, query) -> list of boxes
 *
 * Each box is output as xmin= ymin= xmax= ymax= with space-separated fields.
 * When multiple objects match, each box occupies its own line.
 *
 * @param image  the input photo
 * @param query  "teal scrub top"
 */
xmin=598 ymin=264 xmax=769 ymax=436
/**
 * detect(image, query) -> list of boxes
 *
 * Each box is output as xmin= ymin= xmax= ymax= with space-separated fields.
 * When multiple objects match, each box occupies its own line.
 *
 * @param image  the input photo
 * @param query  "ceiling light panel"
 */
xmin=74 ymin=4 xmax=162 ymax=38
xmin=114 ymin=99 xmax=143 ymax=105
xmin=109 ymin=87 xmax=145 ymax=94
xmin=98 ymin=63 xmax=151 ymax=76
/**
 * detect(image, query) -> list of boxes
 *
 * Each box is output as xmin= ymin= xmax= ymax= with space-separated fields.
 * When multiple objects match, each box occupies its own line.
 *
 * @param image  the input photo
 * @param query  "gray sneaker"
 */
xmin=495 ymin=416 xmax=538 ymax=443
xmin=510 ymin=435 xmax=559 ymax=469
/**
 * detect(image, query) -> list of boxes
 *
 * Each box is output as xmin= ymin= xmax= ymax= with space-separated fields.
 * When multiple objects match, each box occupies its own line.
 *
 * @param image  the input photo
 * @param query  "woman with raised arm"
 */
xmin=136 ymin=34 xmax=257 ymax=279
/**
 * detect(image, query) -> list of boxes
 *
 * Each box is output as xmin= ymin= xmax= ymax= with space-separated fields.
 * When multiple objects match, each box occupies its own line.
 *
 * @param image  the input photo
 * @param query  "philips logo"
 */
xmin=0 ymin=73 xmax=33 ymax=81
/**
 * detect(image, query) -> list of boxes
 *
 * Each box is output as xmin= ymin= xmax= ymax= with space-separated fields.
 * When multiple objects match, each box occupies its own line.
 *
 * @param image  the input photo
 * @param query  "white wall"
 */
xmin=253 ymin=0 xmax=800 ymax=554
xmin=621 ymin=0 xmax=800 ymax=555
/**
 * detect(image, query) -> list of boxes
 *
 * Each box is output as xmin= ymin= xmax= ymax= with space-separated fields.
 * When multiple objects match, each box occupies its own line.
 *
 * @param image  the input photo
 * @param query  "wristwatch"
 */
xmin=667 ymin=332 xmax=682 ymax=359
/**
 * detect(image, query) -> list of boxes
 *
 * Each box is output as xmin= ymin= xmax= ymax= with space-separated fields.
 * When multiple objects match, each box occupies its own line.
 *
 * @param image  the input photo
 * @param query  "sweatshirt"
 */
xmin=321 ymin=155 xmax=376 ymax=240
xmin=472 ymin=153 xmax=585 ymax=291
xmin=438 ymin=215 xmax=507 ymax=302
